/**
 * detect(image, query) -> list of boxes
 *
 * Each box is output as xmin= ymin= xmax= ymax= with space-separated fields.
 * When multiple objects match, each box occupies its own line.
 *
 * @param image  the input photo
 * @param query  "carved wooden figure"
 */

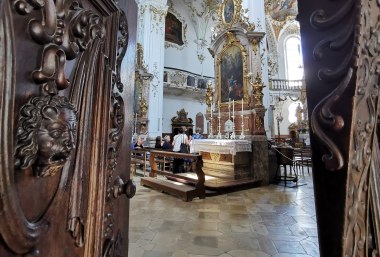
xmin=0 ymin=0 xmax=137 ymax=256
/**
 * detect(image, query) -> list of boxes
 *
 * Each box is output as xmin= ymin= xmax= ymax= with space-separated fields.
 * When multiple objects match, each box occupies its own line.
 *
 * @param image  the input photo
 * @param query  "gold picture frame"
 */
xmin=216 ymin=32 xmax=249 ymax=105
xmin=220 ymin=0 xmax=242 ymax=28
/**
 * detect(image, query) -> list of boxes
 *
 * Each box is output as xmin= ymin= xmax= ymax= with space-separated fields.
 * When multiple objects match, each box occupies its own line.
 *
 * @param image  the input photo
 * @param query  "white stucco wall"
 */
xmin=164 ymin=1 xmax=215 ymax=77
xmin=162 ymin=95 xmax=208 ymax=134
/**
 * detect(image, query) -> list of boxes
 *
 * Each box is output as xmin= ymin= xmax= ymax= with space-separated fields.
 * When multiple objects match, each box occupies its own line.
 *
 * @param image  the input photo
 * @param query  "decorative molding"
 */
xmin=309 ymin=0 xmax=357 ymax=171
xmin=105 ymin=10 xmax=135 ymax=244
xmin=149 ymin=4 xmax=167 ymax=36
xmin=13 ymin=0 xmax=105 ymax=95
xmin=0 ymin=1 xmax=47 ymax=254
xmin=163 ymin=67 xmax=213 ymax=102
xmin=344 ymin=0 xmax=380 ymax=256
xmin=215 ymin=32 xmax=249 ymax=104
xmin=265 ymin=16 xmax=279 ymax=78
xmin=165 ymin=2 xmax=188 ymax=50
xmin=212 ymin=0 xmax=255 ymax=38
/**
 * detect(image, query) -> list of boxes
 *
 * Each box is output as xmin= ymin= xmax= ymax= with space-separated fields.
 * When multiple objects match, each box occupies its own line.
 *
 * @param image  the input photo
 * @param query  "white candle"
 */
xmin=241 ymin=99 xmax=243 ymax=112
xmin=134 ymin=113 xmax=138 ymax=134
xmin=228 ymin=98 xmax=231 ymax=119
xmin=218 ymin=101 xmax=220 ymax=118
xmin=232 ymin=99 xmax=235 ymax=117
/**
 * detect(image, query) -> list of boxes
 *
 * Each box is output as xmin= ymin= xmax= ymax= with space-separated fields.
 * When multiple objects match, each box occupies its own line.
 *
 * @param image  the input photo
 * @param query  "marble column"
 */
xmin=136 ymin=0 xmax=168 ymax=141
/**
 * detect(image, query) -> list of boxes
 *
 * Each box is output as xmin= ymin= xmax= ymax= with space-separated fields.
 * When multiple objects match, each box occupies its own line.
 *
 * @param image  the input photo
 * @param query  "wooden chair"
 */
xmin=294 ymin=146 xmax=312 ymax=175
xmin=274 ymin=146 xmax=298 ymax=187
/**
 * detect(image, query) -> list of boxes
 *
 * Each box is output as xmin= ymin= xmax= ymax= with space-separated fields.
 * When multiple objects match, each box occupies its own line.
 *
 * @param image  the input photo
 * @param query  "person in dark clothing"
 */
xmin=134 ymin=136 xmax=144 ymax=149
xmin=162 ymin=135 xmax=173 ymax=150
xmin=155 ymin=136 xmax=163 ymax=148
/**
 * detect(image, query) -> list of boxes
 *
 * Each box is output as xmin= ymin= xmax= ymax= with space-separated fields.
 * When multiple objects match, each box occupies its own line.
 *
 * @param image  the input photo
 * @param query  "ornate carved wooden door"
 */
xmin=0 ymin=0 xmax=137 ymax=256
xmin=298 ymin=1 xmax=380 ymax=256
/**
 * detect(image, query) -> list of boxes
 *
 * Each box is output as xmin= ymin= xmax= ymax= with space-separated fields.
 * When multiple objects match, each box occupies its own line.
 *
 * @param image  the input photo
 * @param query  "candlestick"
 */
xmin=218 ymin=101 xmax=220 ymax=118
xmin=232 ymin=99 xmax=235 ymax=117
xmin=217 ymin=101 xmax=222 ymax=139
xmin=133 ymin=113 xmax=138 ymax=138
xmin=228 ymin=98 xmax=231 ymax=120
xmin=231 ymin=99 xmax=236 ymax=139
xmin=209 ymin=109 xmax=214 ymax=138
xmin=239 ymin=99 xmax=245 ymax=139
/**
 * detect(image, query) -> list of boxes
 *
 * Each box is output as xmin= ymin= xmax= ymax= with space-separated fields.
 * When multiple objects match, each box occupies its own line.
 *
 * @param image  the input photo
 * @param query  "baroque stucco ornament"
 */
xmin=15 ymin=95 xmax=78 ymax=177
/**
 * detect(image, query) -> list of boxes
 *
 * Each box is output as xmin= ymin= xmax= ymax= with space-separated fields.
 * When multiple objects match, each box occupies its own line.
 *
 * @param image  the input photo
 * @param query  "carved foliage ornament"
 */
xmin=344 ymin=0 xmax=380 ymax=256
xmin=309 ymin=0 xmax=357 ymax=171
xmin=105 ymin=10 xmax=135 ymax=244
xmin=13 ymin=0 xmax=105 ymax=95
xmin=213 ymin=0 xmax=254 ymax=34
xmin=3 ymin=0 xmax=106 ymax=254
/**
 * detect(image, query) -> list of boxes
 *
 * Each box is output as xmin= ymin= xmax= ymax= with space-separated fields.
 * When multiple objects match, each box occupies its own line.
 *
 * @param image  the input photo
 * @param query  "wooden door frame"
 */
xmin=298 ymin=1 xmax=380 ymax=256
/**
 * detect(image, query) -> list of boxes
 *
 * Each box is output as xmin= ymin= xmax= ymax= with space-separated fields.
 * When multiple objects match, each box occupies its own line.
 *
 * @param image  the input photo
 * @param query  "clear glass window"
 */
xmin=285 ymin=37 xmax=304 ymax=81
xmin=288 ymin=101 xmax=303 ymax=123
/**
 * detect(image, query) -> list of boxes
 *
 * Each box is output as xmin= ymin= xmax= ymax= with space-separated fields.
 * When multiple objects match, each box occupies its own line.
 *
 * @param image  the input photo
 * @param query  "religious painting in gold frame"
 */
xmin=217 ymin=32 xmax=248 ymax=104
xmin=220 ymin=0 xmax=242 ymax=28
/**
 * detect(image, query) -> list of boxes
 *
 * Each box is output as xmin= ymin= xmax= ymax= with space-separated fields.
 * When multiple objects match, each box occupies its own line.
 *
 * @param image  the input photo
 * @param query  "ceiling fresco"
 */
xmin=265 ymin=0 xmax=298 ymax=21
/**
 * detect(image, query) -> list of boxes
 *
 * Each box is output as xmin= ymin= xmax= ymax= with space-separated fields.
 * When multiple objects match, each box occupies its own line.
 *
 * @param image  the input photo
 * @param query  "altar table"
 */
xmin=191 ymin=139 xmax=252 ymax=180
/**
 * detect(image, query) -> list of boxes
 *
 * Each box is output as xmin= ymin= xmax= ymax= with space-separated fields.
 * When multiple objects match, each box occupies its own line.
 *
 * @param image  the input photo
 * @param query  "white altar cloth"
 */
xmin=190 ymin=139 xmax=252 ymax=155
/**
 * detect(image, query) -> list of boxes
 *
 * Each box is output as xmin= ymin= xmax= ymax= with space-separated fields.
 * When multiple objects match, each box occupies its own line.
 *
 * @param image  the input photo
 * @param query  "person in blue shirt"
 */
xmin=192 ymin=127 xmax=204 ymax=140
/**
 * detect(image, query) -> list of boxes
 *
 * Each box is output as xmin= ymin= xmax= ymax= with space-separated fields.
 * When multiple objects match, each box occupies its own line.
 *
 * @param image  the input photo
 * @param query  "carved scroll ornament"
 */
xmin=344 ymin=0 xmax=380 ymax=256
xmin=309 ymin=0 xmax=357 ymax=171
xmin=13 ymin=0 xmax=105 ymax=95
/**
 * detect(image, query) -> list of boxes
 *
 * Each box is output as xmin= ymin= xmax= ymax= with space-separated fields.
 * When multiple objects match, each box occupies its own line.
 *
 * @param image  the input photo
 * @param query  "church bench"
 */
xmin=140 ymin=150 xmax=205 ymax=201
xmin=130 ymin=149 xmax=149 ymax=176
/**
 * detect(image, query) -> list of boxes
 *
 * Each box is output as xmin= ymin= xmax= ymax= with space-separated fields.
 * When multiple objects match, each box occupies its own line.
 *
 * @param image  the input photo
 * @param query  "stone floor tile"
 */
xmin=227 ymin=249 xmax=270 ymax=257
xmin=142 ymin=250 xmax=174 ymax=257
xmin=171 ymin=250 xmax=188 ymax=257
xmin=300 ymin=238 xmax=320 ymax=257
xmin=257 ymin=237 xmax=278 ymax=256
xmin=273 ymin=240 xmax=306 ymax=254
xmin=129 ymin=172 xmax=319 ymax=257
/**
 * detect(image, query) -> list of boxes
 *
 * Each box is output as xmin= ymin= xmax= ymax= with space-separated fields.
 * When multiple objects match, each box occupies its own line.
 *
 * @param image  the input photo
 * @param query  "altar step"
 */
xmin=165 ymin=172 xmax=262 ymax=191
xmin=140 ymin=176 xmax=205 ymax=202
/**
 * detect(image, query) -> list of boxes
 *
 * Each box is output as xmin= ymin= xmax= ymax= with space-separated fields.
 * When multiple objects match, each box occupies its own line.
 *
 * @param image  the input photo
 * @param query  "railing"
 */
xmin=148 ymin=150 xmax=206 ymax=201
xmin=269 ymin=79 xmax=304 ymax=91
xmin=163 ymin=67 xmax=214 ymax=89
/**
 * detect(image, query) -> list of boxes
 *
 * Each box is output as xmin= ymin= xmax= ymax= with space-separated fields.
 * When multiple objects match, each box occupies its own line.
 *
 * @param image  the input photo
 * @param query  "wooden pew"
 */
xmin=140 ymin=150 xmax=205 ymax=201
xmin=130 ymin=149 xmax=149 ymax=176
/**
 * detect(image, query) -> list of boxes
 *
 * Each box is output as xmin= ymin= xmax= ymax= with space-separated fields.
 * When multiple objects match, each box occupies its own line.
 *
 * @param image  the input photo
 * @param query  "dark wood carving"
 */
xmin=15 ymin=95 xmax=78 ymax=177
xmin=0 ymin=1 xmax=46 ymax=254
xmin=298 ymin=0 xmax=380 ymax=256
xmin=0 ymin=0 xmax=136 ymax=256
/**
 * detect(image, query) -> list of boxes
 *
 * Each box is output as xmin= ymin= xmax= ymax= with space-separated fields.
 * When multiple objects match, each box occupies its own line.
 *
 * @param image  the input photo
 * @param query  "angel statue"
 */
xmin=205 ymin=82 xmax=214 ymax=111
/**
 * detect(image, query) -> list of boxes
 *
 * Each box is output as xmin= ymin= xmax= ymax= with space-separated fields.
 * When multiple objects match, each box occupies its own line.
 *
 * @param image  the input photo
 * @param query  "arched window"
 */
xmin=285 ymin=36 xmax=304 ymax=81
xmin=288 ymin=101 xmax=303 ymax=123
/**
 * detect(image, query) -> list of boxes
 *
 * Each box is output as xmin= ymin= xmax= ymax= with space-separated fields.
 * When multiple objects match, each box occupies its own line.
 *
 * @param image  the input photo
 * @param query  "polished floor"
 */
xmin=129 ymin=168 xmax=319 ymax=257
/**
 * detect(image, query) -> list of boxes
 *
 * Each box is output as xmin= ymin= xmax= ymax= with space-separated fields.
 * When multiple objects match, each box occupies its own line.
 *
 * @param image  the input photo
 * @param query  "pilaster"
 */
xmin=136 ymin=0 xmax=168 ymax=140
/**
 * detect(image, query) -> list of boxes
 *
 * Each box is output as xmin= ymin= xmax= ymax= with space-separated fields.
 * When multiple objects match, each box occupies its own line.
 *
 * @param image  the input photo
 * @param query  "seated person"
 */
xmin=132 ymin=136 xmax=145 ymax=169
xmin=155 ymin=136 xmax=163 ymax=148
xmin=162 ymin=135 xmax=173 ymax=150
xmin=134 ymin=136 xmax=144 ymax=149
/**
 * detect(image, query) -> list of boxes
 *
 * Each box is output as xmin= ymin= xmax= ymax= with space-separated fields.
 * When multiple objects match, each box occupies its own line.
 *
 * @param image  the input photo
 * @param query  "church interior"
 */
xmin=2 ymin=0 xmax=377 ymax=256
xmin=129 ymin=0 xmax=317 ymax=256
